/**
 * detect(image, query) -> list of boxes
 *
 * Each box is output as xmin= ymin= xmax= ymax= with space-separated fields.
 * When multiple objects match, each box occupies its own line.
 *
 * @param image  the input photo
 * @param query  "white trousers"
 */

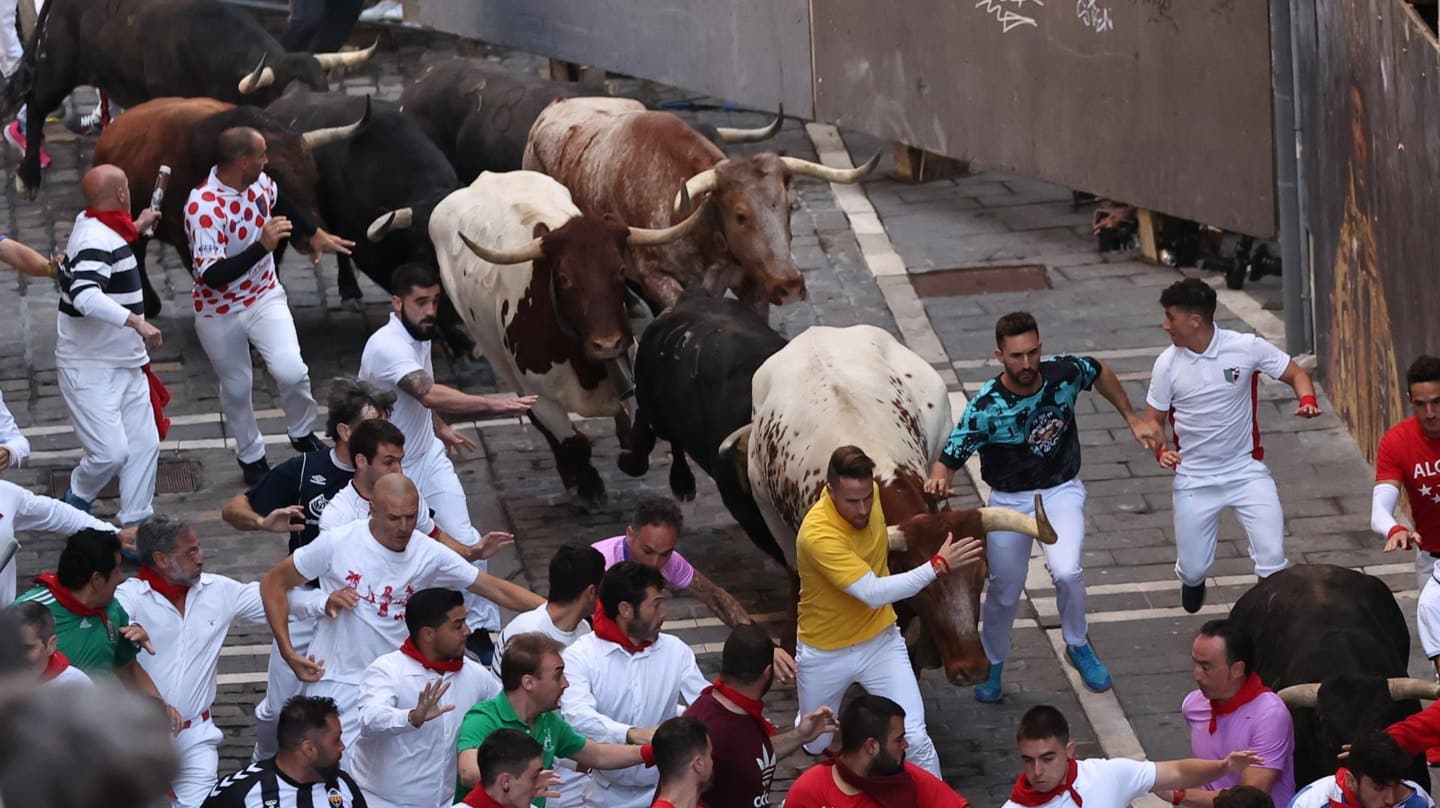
xmin=251 ymin=614 xmax=316 ymax=760
xmin=983 ymin=479 xmax=1090 ymax=661
xmin=1415 ymin=551 xmax=1440 ymax=660
xmin=409 ymin=440 xmax=499 ymax=631
xmin=58 ymin=365 xmax=159 ymax=524
xmin=171 ymin=717 xmax=222 ymax=808
xmin=0 ymin=0 xmax=41 ymax=76
xmin=795 ymin=624 xmax=940 ymax=776
xmin=1172 ymin=460 xmax=1289 ymax=586
xmin=193 ymin=290 xmax=317 ymax=463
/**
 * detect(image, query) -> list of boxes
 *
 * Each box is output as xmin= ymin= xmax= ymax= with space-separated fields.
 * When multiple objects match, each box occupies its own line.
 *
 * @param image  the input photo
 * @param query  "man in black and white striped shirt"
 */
xmin=56 ymin=164 xmax=164 ymax=527
xmin=204 ymin=695 xmax=368 ymax=808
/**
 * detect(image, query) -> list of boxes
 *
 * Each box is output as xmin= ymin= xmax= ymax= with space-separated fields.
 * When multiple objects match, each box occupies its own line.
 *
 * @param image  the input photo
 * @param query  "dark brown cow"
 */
xmin=91 ymin=97 xmax=364 ymax=316
xmin=523 ymin=97 xmax=878 ymax=318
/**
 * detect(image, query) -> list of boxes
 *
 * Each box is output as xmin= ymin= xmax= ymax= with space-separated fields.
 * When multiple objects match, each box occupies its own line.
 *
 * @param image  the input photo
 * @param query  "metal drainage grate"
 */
xmin=909 ymin=264 xmax=1052 ymax=297
xmin=45 ymin=459 xmax=202 ymax=500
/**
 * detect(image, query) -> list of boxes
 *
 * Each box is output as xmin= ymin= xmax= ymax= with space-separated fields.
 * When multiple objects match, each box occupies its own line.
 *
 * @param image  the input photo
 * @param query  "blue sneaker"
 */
xmin=974 ymin=661 xmax=1004 ymax=703
xmin=1066 ymin=642 xmax=1113 ymax=692
xmin=62 ymin=488 xmax=92 ymax=513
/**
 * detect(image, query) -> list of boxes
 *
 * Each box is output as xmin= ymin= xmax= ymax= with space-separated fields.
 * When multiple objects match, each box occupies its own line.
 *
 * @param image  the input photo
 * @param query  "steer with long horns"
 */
xmin=523 ymin=97 xmax=878 ymax=320
xmin=5 ymin=0 xmax=377 ymax=198
xmin=1230 ymin=564 xmax=1435 ymax=787
xmin=92 ymin=96 xmax=368 ymax=316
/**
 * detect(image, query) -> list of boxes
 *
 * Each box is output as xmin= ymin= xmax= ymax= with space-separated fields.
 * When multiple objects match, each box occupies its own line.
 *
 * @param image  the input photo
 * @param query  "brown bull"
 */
xmin=522 ymin=97 xmax=878 ymax=318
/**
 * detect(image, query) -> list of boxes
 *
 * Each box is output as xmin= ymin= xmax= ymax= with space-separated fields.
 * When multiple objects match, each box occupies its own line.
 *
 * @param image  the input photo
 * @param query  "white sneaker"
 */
xmin=359 ymin=0 xmax=403 ymax=22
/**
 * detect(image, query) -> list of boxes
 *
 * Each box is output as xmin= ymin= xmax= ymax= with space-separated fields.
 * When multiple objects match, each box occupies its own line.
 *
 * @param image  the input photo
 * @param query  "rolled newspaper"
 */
xmin=142 ymin=164 xmax=171 ymax=238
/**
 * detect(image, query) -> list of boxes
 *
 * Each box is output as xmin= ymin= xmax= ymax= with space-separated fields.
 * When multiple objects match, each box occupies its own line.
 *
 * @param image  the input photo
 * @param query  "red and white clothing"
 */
xmin=558 ymin=632 xmax=709 ymax=808
xmin=353 ymin=649 xmax=501 ymax=808
xmin=184 ymin=168 xmax=316 ymax=463
xmin=1147 ymin=328 xmax=1293 ymax=584
xmin=318 ymin=481 xmax=439 ymax=538
xmin=0 ymin=479 xmax=117 ymax=604
xmin=39 ymin=652 xmax=93 ymax=689
xmin=1374 ymin=417 xmax=1440 ymax=656
xmin=115 ymin=572 xmax=268 ymax=808
xmin=290 ymin=517 xmax=483 ymax=747
xmin=1000 ymin=758 xmax=1157 ymax=808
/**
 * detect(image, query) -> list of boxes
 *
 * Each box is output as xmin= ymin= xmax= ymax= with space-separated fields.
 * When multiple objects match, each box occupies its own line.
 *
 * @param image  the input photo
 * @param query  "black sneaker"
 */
xmin=240 ymin=456 xmax=271 ymax=486
xmin=1181 ymin=582 xmax=1207 ymax=614
xmin=466 ymin=630 xmax=496 ymax=666
xmin=290 ymin=433 xmax=328 ymax=454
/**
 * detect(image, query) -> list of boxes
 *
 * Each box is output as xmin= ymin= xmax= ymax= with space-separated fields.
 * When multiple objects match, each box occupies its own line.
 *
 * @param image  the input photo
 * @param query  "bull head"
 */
xmin=674 ymin=151 xmax=881 ymax=212
xmin=885 ymin=494 xmax=1058 ymax=551
xmin=299 ymin=96 xmax=372 ymax=151
xmin=713 ymin=105 xmax=784 ymax=144
xmin=1276 ymin=678 xmax=1440 ymax=708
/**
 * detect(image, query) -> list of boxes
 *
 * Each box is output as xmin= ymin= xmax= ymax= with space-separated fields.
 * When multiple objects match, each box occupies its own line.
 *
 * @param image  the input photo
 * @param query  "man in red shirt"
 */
xmin=455 ymin=729 xmax=558 ymax=808
xmin=784 ymin=694 xmax=968 ymax=808
xmin=651 ymin=717 xmax=713 ymax=808
xmin=684 ymin=624 xmax=838 ymax=807
xmin=1372 ymin=355 xmax=1440 ymax=676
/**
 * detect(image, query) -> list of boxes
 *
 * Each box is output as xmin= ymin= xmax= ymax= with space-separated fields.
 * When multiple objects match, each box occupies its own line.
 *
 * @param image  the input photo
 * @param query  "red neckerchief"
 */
xmin=459 ymin=783 xmax=508 ymax=808
xmin=706 ymin=679 xmax=776 ymax=737
xmin=41 ymin=651 xmax=71 ymax=682
xmin=1010 ymin=759 xmax=1083 ymax=807
xmin=400 ymin=638 xmax=464 ymax=673
xmin=34 ymin=573 xmax=108 ymax=624
xmin=1209 ymin=672 xmax=1271 ymax=734
xmin=592 ymin=602 xmax=652 ymax=654
xmin=1330 ymin=768 xmax=1360 ymax=808
xmin=827 ymin=757 xmax=919 ymax=808
xmin=138 ymin=565 xmax=191 ymax=607
xmin=85 ymin=209 xmax=139 ymax=244
xmin=141 ymin=363 xmax=171 ymax=439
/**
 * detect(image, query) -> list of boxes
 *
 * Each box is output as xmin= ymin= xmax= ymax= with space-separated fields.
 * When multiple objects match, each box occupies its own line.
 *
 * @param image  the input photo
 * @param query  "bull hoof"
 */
xmin=616 ymin=450 xmax=649 ymax=478
xmin=669 ymin=463 xmax=696 ymax=501
xmin=14 ymin=173 xmax=36 ymax=200
xmin=574 ymin=476 xmax=607 ymax=512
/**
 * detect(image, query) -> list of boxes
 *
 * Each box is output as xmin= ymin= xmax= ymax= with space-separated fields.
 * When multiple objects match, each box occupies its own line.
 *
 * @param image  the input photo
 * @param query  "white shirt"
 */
xmin=291 ymin=518 xmax=480 ymax=684
xmin=360 ymin=313 xmax=439 ymax=463
xmin=353 ymin=650 xmax=501 ymax=808
xmin=1146 ymin=327 xmax=1292 ymax=479
xmin=1290 ymin=774 xmax=1435 ymax=808
xmin=0 ymin=480 xmax=116 ymax=604
xmin=319 ymin=481 xmax=439 ymax=538
xmin=43 ymin=662 xmax=93 ymax=689
xmin=495 ymin=604 xmax=592 ymax=676
xmin=1000 ymin=758 xmax=1157 ymax=808
xmin=559 ymin=632 xmax=708 ymax=795
xmin=0 ymin=388 xmax=30 ymax=468
xmin=114 ymin=572 xmax=267 ymax=720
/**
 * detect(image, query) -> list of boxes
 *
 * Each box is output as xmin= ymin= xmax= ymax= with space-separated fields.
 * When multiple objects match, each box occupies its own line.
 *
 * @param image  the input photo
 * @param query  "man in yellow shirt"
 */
xmin=794 ymin=445 xmax=983 ymax=777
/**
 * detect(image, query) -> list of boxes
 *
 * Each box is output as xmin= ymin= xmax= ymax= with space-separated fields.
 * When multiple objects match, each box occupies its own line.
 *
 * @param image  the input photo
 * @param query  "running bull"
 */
xmin=523 ymin=97 xmax=876 ymax=318
xmin=719 ymin=324 xmax=1058 ymax=684
xmin=428 ymin=170 xmax=709 ymax=507
xmin=6 ymin=0 xmax=373 ymax=197
xmin=1233 ymin=564 xmax=1439 ymax=787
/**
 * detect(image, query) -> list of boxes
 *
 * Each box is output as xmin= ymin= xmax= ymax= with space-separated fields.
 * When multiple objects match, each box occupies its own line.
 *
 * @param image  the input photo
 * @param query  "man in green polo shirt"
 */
xmin=456 ymin=632 xmax=647 ymax=805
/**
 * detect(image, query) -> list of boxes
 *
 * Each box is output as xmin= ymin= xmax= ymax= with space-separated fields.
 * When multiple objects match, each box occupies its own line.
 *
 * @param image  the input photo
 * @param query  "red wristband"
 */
xmin=1389 ymin=525 xmax=1411 ymax=540
xmin=1155 ymin=444 xmax=1165 ymax=461
xmin=1171 ymin=790 xmax=1186 ymax=805
xmin=640 ymin=743 xmax=655 ymax=767
xmin=930 ymin=554 xmax=950 ymax=577
xmin=1300 ymin=395 xmax=1319 ymax=409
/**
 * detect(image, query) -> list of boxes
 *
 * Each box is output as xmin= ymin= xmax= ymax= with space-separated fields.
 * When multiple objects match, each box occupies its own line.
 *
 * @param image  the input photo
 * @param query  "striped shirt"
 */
xmin=203 ymin=758 xmax=368 ymax=808
xmin=55 ymin=213 xmax=148 ymax=368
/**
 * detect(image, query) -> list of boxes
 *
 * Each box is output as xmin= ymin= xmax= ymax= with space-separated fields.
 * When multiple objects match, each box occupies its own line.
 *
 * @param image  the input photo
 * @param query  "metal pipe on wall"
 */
xmin=1271 ymin=0 xmax=1312 ymax=355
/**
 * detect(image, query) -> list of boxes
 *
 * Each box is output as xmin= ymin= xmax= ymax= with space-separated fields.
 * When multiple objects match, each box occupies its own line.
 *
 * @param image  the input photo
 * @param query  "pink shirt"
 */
xmin=591 ymin=535 xmax=695 ymax=590
xmin=1182 ymin=688 xmax=1296 ymax=807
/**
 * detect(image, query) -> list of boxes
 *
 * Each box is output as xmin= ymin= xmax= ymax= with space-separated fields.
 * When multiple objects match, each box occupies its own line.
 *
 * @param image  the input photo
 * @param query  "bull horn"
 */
xmin=780 ymin=151 xmax=882 ymax=184
xmin=312 ymin=39 xmax=379 ymax=71
xmin=978 ymin=494 xmax=1058 ymax=545
xmin=674 ymin=168 xmax=718 ymax=214
xmin=714 ymin=104 xmax=784 ymax=144
xmin=887 ymin=526 xmax=907 ymax=552
xmin=1276 ymin=683 xmax=1321 ymax=708
xmin=458 ymin=232 xmax=545 ymax=266
xmin=238 ymin=55 xmax=276 ymax=95
xmin=1388 ymin=678 xmax=1440 ymax=701
xmin=628 ymin=187 xmax=709 ymax=246
xmin=366 ymin=207 xmax=414 ymax=242
xmin=302 ymin=96 xmax=371 ymax=150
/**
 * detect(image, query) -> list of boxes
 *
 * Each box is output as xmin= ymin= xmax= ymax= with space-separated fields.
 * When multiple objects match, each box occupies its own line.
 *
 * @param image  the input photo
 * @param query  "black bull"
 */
xmin=1231 ymin=564 xmax=1436 ymax=787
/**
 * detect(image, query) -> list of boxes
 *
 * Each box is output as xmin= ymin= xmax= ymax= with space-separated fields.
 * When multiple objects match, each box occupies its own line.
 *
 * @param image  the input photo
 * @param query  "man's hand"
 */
xmin=259 ymin=505 xmax=306 ymax=534
xmin=532 ymin=770 xmax=561 ymax=801
xmin=1338 ymin=743 xmax=1352 ymax=761
xmin=1223 ymin=750 xmax=1263 ymax=775
xmin=118 ymin=526 xmax=139 ymax=558
xmin=625 ymin=726 xmax=655 ymax=745
xmin=134 ymin=209 xmax=161 ymax=234
xmin=120 ymin=623 xmax=155 ymax=655
xmin=1385 ymin=528 xmax=1422 ymax=553
xmin=408 ymin=679 xmax=455 ymax=728
xmin=259 ymin=216 xmax=295 ymax=251
xmin=306 ymin=228 xmax=355 ymax=263
xmin=436 ymin=422 xmax=478 ymax=458
xmin=1158 ymin=449 xmax=1182 ymax=470
xmin=165 ymin=703 xmax=183 ymax=735
xmin=1296 ymin=399 xmax=1323 ymax=418
xmin=482 ymin=393 xmax=539 ymax=416
xmin=284 ymin=651 xmax=326 ymax=682
xmin=471 ymin=531 xmax=515 ymax=561
xmin=126 ymin=313 xmax=163 ymax=350
xmin=1129 ymin=416 xmax=1165 ymax=453
xmin=772 ymin=646 xmax=798 ymax=683
xmin=324 ymin=588 xmax=360 ymax=618
xmin=936 ymin=533 xmax=985 ymax=571
xmin=923 ymin=474 xmax=953 ymax=499
xmin=796 ymin=706 xmax=838 ymax=743
xmin=0 ymin=446 xmax=10 ymax=472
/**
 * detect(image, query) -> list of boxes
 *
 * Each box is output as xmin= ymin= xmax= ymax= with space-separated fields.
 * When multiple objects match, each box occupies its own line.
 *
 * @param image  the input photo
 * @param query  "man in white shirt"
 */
xmin=114 ymin=515 xmax=272 ymax=808
xmin=1003 ymin=705 xmax=1263 ymax=808
xmin=259 ymin=472 xmax=543 ymax=749
xmin=354 ymin=587 xmax=502 ymax=808
xmin=1290 ymin=731 xmax=1435 ymax=808
xmin=359 ymin=263 xmax=536 ymax=656
xmin=495 ymin=543 xmax=605 ymax=672
xmin=1139 ymin=278 xmax=1321 ymax=613
xmin=6 ymin=600 xmax=94 ymax=688
xmin=559 ymin=561 xmax=709 ymax=808
xmin=0 ymin=386 xmax=30 ymax=472
xmin=0 ymin=478 xmax=125 ymax=604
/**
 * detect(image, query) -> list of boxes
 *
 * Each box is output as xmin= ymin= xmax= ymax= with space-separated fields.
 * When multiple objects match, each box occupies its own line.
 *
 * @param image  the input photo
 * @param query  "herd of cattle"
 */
xmin=5 ymin=0 xmax=1436 ymax=788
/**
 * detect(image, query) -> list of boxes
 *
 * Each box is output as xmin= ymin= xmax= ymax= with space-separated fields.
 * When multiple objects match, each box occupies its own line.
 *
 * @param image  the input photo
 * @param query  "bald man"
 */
xmin=260 ymin=472 xmax=544 ymax=748
xmin=184 ymin=126 xmax=353 ymax=486
xmin=54 ymin=164 xmax=164 ymax=525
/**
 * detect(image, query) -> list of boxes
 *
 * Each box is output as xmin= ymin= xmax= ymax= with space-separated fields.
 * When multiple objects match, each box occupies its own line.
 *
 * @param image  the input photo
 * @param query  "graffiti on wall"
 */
xmin=976 ymin=0 xmax=1044 ymax=32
